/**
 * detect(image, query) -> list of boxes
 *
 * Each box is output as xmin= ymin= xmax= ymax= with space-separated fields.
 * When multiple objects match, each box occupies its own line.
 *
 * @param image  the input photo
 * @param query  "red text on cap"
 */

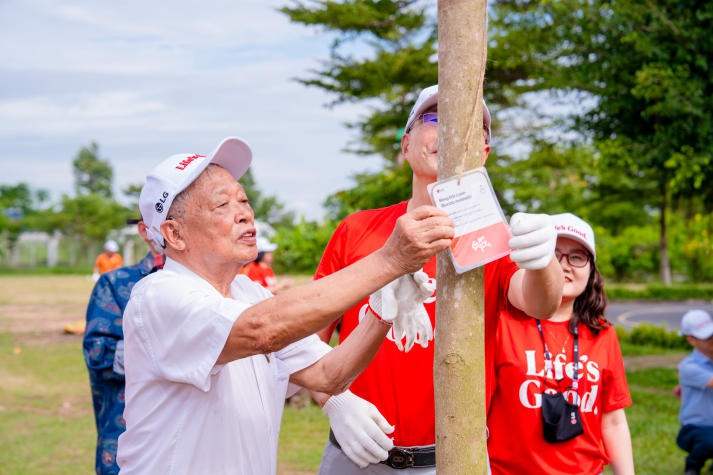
xmin=175 ymin=154 xmax=205 ymax=171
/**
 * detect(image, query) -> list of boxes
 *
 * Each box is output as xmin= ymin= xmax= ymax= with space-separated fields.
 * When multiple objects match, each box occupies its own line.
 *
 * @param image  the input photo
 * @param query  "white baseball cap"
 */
xmin=139 ymin=137 xmax=252 ymax=246
xmin=104 ymin=239 xmax=119 ymax=252
xmin=681 ymin=309 xmax=713 ymax=340
xmin=257 ymin=236 xmax=278 ymax=253
xmin=551 ymin=213 xmax=596 ymax=260
xmin=404 ymin=85 xmax=492 ymax=143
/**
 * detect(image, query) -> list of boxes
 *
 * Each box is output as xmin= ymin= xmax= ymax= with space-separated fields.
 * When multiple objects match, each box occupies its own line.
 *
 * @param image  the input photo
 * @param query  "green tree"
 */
xmin=0 ymin=184 xmax=50 ymax=265
xmin=668 ymin=204 xmax=713 ymax=282
xmin=281 ymin=0 xmax=713 ymax=285
xmin=324 ymin=164 xmax=412 ymax=220
xmin=280 ymin=0 xmax=438 ymax=216
xmin=488 ymin=141 xmax=597 ymax=216
xmin=73 ymin=142 xmax=114 ymax=198
xmin=34 ymin=143 xmax=133 ymax=265
xmin=122 ymin=183 xmax=143 ymax=216
xmin=487 ymin=0 xmax=713 ymax=283
xmin=281 ymin=0 xmax=437 ymax=161
xmin=45 ymin=194 xmax=131 ymax=266
xmin=272 ymin=217 xmax=339 ymax=274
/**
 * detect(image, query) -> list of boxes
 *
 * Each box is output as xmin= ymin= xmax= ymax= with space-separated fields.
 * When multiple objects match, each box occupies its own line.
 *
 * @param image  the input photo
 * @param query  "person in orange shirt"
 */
xmin=93 ymin=240 xmax=123 ymax=281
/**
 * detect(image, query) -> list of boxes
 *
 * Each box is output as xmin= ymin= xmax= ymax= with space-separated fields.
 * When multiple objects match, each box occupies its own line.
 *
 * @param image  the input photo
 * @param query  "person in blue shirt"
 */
xmin=83 ymin=218 xmax=164 ymax=475
xmin=677 ymin=309 xmax=713 ymax=475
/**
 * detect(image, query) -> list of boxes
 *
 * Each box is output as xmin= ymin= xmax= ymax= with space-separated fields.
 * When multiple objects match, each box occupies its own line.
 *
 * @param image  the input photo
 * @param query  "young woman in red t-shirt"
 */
xmin=488 ymin=213 xmax=635 ymax=475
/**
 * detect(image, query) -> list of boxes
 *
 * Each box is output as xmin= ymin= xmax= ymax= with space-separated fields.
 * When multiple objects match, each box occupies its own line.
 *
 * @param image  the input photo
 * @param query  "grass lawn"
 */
xmin=0 ymin=335 xmax=96 ymax=475
xmin=623 ymin=367 xmax=685 ymax=474
xmin=0 ymin=275 xmax=700 ymax=474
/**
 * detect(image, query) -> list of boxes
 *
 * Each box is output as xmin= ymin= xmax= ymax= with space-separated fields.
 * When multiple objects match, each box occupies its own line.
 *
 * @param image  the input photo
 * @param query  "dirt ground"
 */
xmin=0 ymin=275 xmax=94 ymax=345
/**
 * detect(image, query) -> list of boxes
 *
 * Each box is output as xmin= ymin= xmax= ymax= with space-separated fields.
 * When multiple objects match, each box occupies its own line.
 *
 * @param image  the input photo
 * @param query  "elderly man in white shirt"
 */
xmin=116 ymin=137 xmax=454 ymax=475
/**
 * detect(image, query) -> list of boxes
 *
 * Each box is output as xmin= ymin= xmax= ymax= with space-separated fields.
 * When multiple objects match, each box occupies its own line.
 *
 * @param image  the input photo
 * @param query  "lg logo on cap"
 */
xmin=155 ymin=192 xmax=170 ymax=213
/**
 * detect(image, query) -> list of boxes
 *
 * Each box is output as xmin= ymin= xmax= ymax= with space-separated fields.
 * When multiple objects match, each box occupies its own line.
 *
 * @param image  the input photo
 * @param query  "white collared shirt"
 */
xmin=118 ymin=258 xmax=329 ymax=475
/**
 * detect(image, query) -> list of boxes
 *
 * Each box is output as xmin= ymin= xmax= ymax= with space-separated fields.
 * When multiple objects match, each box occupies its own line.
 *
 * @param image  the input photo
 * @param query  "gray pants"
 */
xmin=317 ymin=439 xmax=437 ymax=475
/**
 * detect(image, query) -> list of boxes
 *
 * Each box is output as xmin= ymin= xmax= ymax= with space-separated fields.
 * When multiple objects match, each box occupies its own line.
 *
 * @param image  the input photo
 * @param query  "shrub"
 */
xmin=273 ymin=218 xmax=338 ymax=274
xmin=606 ymin=283 xmax=713 ymax=301
xmin=620 ymin=323 xmax=690 ymax=350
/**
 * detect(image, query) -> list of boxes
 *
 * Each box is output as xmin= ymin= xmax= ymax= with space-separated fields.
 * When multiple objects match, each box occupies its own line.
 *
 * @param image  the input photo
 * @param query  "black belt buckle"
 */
xmin=384 ymin=447 xmax=414 ymax=469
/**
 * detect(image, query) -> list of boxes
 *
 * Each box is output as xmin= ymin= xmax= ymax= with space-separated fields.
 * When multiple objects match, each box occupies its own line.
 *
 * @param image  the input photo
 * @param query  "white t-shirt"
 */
xmin=117 ymin=259 xmax=330 ymax=475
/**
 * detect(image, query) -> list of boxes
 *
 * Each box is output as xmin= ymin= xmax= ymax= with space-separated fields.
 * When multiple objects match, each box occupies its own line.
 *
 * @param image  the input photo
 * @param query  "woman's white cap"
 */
xmin=551 ymin=212 xmax=596 ymax=260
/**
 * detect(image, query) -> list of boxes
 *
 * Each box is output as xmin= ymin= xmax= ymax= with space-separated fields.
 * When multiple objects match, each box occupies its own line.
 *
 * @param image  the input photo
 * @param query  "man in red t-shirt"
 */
xmin=313 ymin=85 xmax=565 ymax=474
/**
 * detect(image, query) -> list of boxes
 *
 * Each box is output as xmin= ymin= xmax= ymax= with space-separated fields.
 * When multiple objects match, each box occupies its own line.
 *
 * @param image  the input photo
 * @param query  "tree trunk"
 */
xmin=660 ymin=199 xmax=672 ymax=285
xmin=435 ymin=0 xmax=489 ymax=473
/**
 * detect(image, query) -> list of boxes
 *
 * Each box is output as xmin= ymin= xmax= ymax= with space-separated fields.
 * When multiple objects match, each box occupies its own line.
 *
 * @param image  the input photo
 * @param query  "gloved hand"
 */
xmin=368 ymin=269 xmax=435 ymax=352
xmin=91 ymin=272 xmax=100 ymax=283
xmin=394 ymin=271 xmax=435 ymax=352
xmin=322 ymin=390 xmax=394 ymax=468
xmin=508 ymin=212 xmax=556 ymax=270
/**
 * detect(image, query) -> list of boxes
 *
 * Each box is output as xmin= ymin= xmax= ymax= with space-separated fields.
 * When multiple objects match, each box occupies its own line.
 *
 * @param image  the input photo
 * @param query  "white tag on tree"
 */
xmin=428 ymin=167 xmax=511 ymax=273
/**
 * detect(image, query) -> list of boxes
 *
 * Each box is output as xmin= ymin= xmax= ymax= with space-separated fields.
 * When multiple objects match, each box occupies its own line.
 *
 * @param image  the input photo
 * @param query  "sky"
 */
xmin=0 ymin=0 xmax=383 ymax=221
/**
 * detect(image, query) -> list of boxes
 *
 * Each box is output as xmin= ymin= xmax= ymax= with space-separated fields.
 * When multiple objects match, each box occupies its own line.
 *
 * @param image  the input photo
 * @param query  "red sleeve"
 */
xmin=601 ymin=329 xmax=632 ymax=412
xmin=314 ymin=218 xmax=350 ymax=281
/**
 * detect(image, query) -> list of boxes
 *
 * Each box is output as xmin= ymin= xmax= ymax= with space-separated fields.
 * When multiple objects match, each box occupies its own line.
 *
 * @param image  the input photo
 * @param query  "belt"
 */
xmin=329 ymin=429 xmax=436 ymax=469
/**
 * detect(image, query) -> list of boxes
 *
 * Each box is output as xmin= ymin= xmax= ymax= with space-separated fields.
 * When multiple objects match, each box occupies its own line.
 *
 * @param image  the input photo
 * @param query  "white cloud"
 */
xmin=0 ymin=0 xmax=382 ymax=220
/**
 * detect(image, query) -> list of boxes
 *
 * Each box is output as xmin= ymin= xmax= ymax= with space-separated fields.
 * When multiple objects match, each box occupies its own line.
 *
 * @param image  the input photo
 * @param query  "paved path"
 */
xmin=608 ymin=301 xmax=713 ymax=331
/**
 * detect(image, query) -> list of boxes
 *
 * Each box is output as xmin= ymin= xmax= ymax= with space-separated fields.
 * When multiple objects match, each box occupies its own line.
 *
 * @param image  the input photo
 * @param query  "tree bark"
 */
xmin=435 ymin=0 xmax=489 ymax=473
xmin=659 ymin=191 xmax=672 ymax=285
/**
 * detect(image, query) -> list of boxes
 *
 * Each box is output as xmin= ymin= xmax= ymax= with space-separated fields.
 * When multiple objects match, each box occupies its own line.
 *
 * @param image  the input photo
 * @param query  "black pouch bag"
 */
xmin=541 ymin=392 xmax=584 ymax=443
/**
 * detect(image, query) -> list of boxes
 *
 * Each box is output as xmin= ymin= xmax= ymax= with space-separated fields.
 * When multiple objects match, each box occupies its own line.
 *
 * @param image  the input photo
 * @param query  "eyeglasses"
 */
xmin=416 ymin=112 xmax=438 ymax=129
xmin=555 ymin=249 xmax=590 ymax=268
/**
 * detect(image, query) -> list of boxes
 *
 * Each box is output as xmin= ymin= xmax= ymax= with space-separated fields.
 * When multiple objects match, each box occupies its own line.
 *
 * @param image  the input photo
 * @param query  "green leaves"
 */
xmin=72 ymin=142 xmax=114 ymax=198
xmin=282 ymin=0 xmax=436 ymax=165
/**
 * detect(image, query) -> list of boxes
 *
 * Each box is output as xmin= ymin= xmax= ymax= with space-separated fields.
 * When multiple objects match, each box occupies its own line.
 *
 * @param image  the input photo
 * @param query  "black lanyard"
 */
xmin=535 ymin=319 xmax=579 ymax=390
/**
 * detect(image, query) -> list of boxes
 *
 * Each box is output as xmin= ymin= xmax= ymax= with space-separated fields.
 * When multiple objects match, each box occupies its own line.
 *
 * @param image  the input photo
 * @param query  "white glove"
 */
xmin=112 ymin=340 xmax=125 ymax=375
xmin=322 ymin=390 xmax=394 ymax=468
xmin=91 ymin=272 xmax=100 ymax=283
xmin=368 ymin=270 xmax=435 ymax=352
xmin=395 ymin=271 xmax=435 ymax=352
xmin=508 ymin=212 xmax=556 ymax=270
